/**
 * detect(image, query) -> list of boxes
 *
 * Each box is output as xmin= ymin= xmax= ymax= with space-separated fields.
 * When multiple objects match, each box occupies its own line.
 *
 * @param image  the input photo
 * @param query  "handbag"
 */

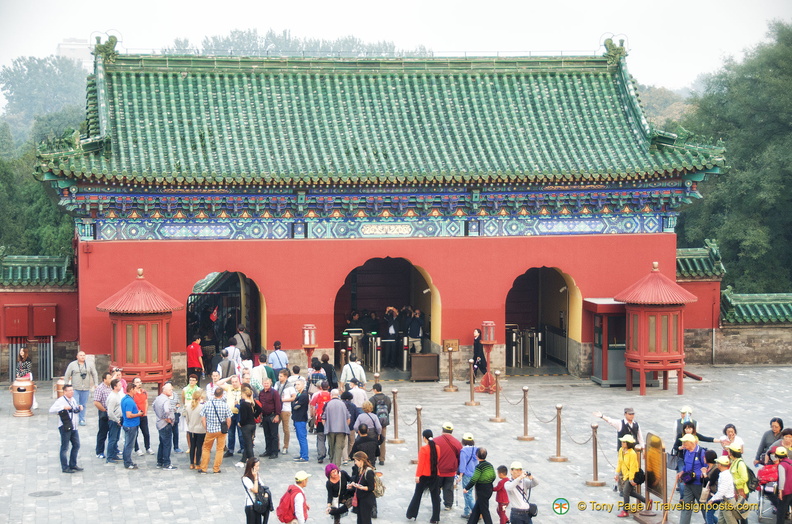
xmin=666 ymin=452 xmax=679 ymax=470
xmin=212 ymin=401 xmax=228 ymax=434
xmin=699 ymin=486 xmax=711 ymax=503
xmin=517 ymin=482 xmax=538 ymax=517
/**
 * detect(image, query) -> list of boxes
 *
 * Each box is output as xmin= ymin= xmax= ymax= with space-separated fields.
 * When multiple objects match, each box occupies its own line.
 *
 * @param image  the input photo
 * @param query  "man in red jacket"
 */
xmin=434 ymin=422 xmax=463 ymax=511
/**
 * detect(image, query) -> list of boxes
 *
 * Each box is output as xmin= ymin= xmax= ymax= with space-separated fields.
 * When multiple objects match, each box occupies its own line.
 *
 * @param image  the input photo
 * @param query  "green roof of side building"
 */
xmin=0 ymin=250 xmax=75 ymax=288
xmin=37 ymin=40 xmax=725 ymax=187
xmin=676 ymin=240 xmax=726 ymax=280
xmin=721 ymin=286 xmax=792 ymax=324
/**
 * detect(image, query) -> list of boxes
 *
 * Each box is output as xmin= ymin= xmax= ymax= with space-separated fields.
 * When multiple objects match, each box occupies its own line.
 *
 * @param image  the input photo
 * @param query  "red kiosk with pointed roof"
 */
xmin=96 ymin=268 xmax=184 ymax=387
xmin=615 ymin=262 xmax=697 ymax=395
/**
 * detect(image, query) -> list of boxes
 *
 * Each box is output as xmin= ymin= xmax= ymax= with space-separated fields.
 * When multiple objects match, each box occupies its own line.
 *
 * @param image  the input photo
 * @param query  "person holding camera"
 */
xmin=49 ymin=384 xmax=84 ymax=473
xmin=504 ymin=462 xmax=539 ymax=524
xmin=677 ymin=434 xmax=708 ymax=524
xmin=63 ymin=351 xmax=98 ymax=426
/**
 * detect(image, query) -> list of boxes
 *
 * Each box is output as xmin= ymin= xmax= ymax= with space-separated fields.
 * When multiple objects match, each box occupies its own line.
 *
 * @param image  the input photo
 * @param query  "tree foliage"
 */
xmin=677 ymin=21 xmax=792 ymax=292
xmin=0 ymin=56 xmax=86 ymax=144
xmin=163 ymin=28 xmax=431 ymax=57
xmin=637 ymin=84 xmax=692 ymax=128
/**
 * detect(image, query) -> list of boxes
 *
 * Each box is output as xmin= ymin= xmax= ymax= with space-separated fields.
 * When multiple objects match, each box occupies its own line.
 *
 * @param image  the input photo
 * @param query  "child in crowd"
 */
xmin=493 ymin=465 xmax=510 ymax=524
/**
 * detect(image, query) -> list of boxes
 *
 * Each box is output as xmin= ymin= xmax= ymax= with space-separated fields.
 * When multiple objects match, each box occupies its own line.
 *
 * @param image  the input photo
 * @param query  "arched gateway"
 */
xmin=38 ymin=39 xmax=725 ymax=378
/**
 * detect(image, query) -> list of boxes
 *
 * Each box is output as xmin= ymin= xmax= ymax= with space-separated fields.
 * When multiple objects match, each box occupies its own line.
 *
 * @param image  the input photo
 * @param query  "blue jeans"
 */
xmin=75 ymin=390 xmax=89 ymax=423
xmin=157 ymin=424 xmax=173 ymax=466
xmin=106 ymin=422 xmax=121 ymax=460
xmin=704 ymin=507 xmax=717 ymax=524
xmin=462 ymin=474 xmax=474 ymax=516
xmin=294 ymin=420 xmax=308 ymax=460
xmin=228 ymin=413 xmax=243 ymax=453
xmin=122 ymin=426 xmax=139 ymax=467
xmin=59 ymin=426 xmax=80 ymax=471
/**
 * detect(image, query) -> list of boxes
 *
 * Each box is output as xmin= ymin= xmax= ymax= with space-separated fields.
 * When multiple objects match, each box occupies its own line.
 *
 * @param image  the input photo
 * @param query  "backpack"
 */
xmin=744 ymin=461 xmax=760 ymax=492
xmin=374 ymin=397 xmax=390 ymax=427
xmin=373 ymin=472 xmax=386 ymax=497
xmin=276 ymin=485 xmax=301 ymax=523
xmin=757 ymin=463 xmax=778 ymax=485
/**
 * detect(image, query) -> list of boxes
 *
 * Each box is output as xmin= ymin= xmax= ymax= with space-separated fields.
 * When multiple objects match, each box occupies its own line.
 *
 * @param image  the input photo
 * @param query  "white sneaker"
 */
xmin=281 ymin=448 xmax=288 ymax=455
xmin=147 ymin=448 xmax=154 ymax=455
xmin=136 ymin=450 xmax=145 ymax=456
xmin=235 ymin=461 xmax=245 ymax=468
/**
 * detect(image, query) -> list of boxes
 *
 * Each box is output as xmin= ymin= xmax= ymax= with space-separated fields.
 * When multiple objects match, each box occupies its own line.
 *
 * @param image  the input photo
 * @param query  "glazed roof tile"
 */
xmin=676 ymin=240 xmax=726 ymax=280
xmin=38 ymin=53 xmax=725 ymax=186
xmin=720 ymin=287 xmax=792 ymax=324
xmin=614 ymin=262 xmax=698 ymax=305
xmin=0 ymin=254 xmax=75 ymax=288
xmin=96 ymin=268 xmax=184 ymax=314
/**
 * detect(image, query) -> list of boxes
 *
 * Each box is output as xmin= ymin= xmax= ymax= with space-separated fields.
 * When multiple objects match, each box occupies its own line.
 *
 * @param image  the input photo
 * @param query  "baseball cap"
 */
xmin=295 ymin=470 xmax=311 ymax=482
xmin=462 ymin=432 xmax=474 ymax=441
xmin=624 ymin=407 xmax=635 ymax=414
xmin=679 ymin=406 xmax=693 ymax=414
xmin=680 ymin=434 xmax=697 ymax=443
xmin=510 ymin=461 xmax=524 ymax=470
xmin=619 ymin=434 xmax=636 ymax=443
xmin=727 ymin=443 xmax=742 ymax=453
xmin=442 ymin=422 xmax=454 ymax=431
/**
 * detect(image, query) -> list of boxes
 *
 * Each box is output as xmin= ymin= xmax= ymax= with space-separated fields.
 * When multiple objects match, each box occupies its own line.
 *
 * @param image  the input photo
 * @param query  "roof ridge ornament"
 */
xmin=137 ymin=268 xmax=144 ymax=279
xmin=93 ymin=36 xmax=118 ymax=64
xmin=603 ymin=38 xmax=627 ymax=65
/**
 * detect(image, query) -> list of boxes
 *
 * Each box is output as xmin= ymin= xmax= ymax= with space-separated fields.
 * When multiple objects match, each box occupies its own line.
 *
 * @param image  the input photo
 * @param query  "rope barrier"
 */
xmin=401 ymin=413 xmax=419 ymax=427
xmin=503 ymin=393 xmax=524 ymax=406
xmin=529 ymin=403 xmax=557 ymax=424
xmin=596 ymin=433 xmax=617 ymax=469
xmin=562 ymin=416 xmax=593 ymax=446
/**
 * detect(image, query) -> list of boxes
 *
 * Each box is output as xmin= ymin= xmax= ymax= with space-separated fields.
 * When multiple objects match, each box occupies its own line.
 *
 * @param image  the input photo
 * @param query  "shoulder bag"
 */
xmin=212 ymin=400 xmax=228 ymax=434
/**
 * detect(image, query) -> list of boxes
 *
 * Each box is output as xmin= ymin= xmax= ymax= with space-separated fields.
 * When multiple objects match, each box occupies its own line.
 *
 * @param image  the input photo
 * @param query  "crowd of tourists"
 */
xmin=594 ymin=406 xmax=792 ymax=524
xmin=48 ymin=346 xmax=792 ymax=524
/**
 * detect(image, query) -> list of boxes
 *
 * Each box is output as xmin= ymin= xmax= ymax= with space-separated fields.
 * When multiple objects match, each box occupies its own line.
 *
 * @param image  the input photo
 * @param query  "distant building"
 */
xmin=56 ymin=38 xmax=92 ymax=70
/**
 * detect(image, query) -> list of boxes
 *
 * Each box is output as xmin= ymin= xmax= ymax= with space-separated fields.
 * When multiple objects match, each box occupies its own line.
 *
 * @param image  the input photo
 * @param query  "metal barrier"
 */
xmin=465 ymin=359 xmax=479 ymax=406
xmin=387 ymin=389 xmax=405 ymax=444
xmin=489 ymin=371 xmax=505 ymax=422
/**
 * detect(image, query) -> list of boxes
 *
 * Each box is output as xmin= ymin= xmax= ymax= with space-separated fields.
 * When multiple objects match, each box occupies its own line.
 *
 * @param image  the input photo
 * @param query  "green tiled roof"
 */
xmin=677 ymin=240 xmax=726 ymax=280
xmin=37 ymin=53 xmax=725 ymax=186
xmin=721 ymin=286 xmax=792 ymax=324
xmin=0 ymin=253 xmax=75 ymax=288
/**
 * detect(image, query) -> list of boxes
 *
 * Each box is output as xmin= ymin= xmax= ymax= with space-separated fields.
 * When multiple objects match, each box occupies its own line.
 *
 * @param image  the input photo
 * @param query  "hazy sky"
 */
xmin=1 ymin=0 xmax=790 ymax=107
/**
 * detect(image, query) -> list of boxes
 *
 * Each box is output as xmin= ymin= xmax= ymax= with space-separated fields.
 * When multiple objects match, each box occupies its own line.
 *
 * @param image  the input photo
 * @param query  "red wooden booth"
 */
xmin=614 ymin=262 xmax=697 ymax=395
xmin=96 ymin=269 xmax=184 ymax=388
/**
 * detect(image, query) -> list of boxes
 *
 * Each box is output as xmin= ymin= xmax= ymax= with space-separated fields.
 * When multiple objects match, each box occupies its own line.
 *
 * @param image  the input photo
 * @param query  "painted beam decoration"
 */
xmin=37 ymin=39 xmax=726 ymax=241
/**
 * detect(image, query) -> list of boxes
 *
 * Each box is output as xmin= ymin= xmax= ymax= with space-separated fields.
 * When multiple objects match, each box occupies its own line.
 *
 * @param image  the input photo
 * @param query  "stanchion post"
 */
xmin=411 ymin=405 xmax=423 ymax=465
xmin=465 ymin=359 xmax=479 ymax=406
xmin=517 ymin=386 xmax=534 ymax=441
xmin=489 ymin=371 xmax=505 ymax=422
xmin=443 ymin=347 xmax=458 ymax=392
xmin=374 ymin=373 xmax=380 ymax=386
xmin=340 ymin=349 xmax=347 ymax=369
xmin=586 ymin=423 xmax=606 ymax=486
xmin=548 ymin=404 xmax=568 ymax=462
xmin=387 ymin=389 xmax=405 ymax=444
xmin=402 ymin=336 xmax=409 ymax=372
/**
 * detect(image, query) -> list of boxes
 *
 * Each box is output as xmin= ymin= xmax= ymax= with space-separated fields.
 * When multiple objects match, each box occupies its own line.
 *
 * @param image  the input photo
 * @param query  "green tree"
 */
xmin=677 ymin=21 xmax=792 ymax=292
xmin=0 ymin=56 xmax=86 ymax=142
xmin=163 ymin=28 xmax=431 ymax=57
xmin=637 ymin=83 xmax=692 ymax=128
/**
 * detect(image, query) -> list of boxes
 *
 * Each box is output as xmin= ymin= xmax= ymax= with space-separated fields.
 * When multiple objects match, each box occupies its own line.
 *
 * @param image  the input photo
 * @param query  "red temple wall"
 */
xmin=678 ymin=280 xmax=721 ymax=329
xmin=76 ymin=233 xmax=678 ymax=355
xmin=0 ymin=291 xmax=79 ymax=342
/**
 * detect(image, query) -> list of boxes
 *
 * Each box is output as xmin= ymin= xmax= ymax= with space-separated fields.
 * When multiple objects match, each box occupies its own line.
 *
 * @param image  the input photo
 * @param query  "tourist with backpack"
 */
xmin=776 ymin=446 xmax=792 ymax=524
xmin=728 ymin=443 xmax=754 ymax=523
xmin=242 ymin=457 xmax=273 ymax=524
xmin=277 ymin=470 xmax=311 ymax=523
xmin=457 ymin=433 xmax=478 ymax=519
xmin=369 ymin=384 xmax=391 ymax=465
xmin=349 ymin=450 xmax=377 ymax=524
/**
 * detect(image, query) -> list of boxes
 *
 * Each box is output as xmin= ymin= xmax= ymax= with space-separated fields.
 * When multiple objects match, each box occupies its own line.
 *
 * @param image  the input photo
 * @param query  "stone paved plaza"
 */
xmin=1 ymin=365 xmax=788 ymax=523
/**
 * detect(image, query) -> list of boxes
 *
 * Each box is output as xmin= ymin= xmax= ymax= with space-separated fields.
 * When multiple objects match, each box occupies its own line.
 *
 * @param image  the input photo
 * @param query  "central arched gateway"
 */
xmin=333 ymin=257 xmax=440 ymax=372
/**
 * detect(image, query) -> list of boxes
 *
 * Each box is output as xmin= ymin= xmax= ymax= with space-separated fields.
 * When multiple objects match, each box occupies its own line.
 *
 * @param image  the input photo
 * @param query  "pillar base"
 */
xmin=465 ymin=401 xmax=480 ymax=406
xmin=585 ymin=480 xmax=606 ymax=487
xmin=548 ymin=456 xmax=568 ymax=462
xmin=410 ymin=459 xmax=418 ymax=464
xmin=387 ymin=438 xmax=405 ymax=444
xmin=517 ymin=435 xmax=535 ymax=441
xmin=489 ymin=417 xmax=506 ymax=423
xmin=443 ymin=385 xmax=459 ymax=392
xmin=13 ymin=410 xmax=33 ymax=417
